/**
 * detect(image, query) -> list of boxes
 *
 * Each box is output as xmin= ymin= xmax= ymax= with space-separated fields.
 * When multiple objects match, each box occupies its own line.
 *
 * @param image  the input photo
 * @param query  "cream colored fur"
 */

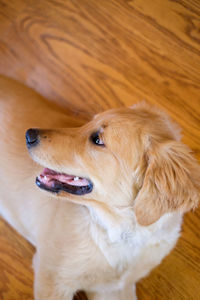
xmin=0 ymin=75 xmax=199 ymax=300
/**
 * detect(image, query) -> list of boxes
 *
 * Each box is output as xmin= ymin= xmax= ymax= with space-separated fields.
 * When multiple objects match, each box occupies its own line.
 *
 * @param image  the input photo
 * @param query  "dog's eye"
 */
xmin=90 ymin=132 xmax=104 ymax=146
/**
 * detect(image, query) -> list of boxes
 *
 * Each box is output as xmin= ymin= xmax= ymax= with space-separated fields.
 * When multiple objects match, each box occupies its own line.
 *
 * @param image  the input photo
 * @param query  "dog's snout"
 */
xmin=26 ymin=128 xmax=39 ymax=148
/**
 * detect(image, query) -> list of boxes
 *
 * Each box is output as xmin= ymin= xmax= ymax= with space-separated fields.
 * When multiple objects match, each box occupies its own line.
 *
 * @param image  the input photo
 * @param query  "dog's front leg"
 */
xmin=86 ymin=284 xmax=137 ymax=300
xmin=33 ymin=253 xmax=74 ymax=300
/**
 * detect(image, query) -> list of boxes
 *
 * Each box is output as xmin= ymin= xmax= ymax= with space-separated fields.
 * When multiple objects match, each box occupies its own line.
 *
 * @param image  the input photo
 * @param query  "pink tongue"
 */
xmin=39 ymin=168 xmax=89 ymax=187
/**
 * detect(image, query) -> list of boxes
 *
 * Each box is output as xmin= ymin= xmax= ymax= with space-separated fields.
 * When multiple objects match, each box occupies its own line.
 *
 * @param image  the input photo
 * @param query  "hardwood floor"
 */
xmin=0 ymin=0 xmax=200 ymax=299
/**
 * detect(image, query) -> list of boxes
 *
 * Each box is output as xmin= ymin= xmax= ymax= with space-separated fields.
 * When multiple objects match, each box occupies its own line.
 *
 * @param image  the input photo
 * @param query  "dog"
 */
xmin=0 ymin=75 xmax=199 ymax=300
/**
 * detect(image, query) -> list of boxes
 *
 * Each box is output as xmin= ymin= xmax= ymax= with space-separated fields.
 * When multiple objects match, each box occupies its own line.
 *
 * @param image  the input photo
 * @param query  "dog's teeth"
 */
xmin=44 ymin=176 xmax=47 ymax=180
xmin=74 ymin=176 xmax=79 ymax=181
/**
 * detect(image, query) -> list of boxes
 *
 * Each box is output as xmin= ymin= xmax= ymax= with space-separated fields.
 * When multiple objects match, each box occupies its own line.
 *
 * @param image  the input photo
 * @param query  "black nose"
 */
xmin=26 ymin=128 xmax=39 ymax=148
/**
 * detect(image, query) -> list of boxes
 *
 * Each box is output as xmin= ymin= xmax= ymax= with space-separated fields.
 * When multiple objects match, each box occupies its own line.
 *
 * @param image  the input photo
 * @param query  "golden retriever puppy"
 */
xmin=0 ymin=75 xmax=199 ymax=300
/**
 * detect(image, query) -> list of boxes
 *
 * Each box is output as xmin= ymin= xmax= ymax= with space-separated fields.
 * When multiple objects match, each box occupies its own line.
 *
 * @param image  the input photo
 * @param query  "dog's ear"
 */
xmin=134 ymin=141 xmax=200 ymax=226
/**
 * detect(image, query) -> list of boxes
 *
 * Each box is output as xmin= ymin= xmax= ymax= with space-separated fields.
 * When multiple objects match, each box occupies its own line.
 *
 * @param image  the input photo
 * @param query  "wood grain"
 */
xmin=0 ymin=0 xmax=199 ymax=299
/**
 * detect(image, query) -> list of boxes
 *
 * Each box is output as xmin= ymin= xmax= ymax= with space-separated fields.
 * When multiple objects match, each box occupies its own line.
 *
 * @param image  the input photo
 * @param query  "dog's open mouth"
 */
xmin=36 ymin=168 xmax=93 ymax=195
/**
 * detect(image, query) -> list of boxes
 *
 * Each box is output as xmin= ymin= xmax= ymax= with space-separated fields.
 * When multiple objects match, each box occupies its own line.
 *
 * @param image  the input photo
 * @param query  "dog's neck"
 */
xmin=88 ymin=205 xmax=182 ymax=271
xmin=87 ymin=205 xmax=147 ymax=271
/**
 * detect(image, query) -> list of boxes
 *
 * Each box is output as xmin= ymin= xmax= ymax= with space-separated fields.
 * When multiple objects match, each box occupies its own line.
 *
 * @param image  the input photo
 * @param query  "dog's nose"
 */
xmin=26 ymin=128 xmax=39 ymax=148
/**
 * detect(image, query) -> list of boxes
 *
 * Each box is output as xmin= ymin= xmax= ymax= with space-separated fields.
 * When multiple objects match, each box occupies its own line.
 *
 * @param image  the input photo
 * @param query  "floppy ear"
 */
xmin=134 ymin=141 xmax=200 ymax=226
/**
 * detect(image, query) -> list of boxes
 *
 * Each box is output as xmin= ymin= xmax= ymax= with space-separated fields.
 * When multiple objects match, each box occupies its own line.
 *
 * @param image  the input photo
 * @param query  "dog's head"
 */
xmin=26 ymin=103 xmax=200 ymax=228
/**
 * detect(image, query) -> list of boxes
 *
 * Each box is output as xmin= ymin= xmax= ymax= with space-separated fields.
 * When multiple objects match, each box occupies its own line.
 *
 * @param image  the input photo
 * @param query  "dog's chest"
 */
xmin=89 ymin=213 xmax=182 ymax=285
xmin=90 ymin=223 xmax=148 ymax=273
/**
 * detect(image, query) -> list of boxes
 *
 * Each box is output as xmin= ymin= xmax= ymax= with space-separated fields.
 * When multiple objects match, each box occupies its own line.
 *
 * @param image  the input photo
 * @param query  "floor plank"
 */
xmin=0 ymin=0 xmax=199 ymax=299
